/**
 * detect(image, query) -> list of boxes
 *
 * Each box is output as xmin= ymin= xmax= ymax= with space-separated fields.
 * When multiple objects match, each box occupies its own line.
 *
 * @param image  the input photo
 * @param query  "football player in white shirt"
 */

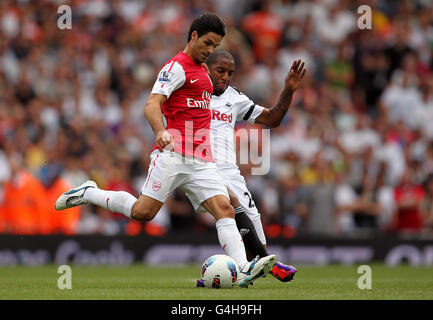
xmin=195 ymin=50 xmax=306 ymax=286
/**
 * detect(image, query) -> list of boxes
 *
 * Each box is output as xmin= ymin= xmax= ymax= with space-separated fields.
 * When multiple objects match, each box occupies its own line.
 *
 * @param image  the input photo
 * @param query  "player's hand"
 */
xmin=156 ymin=130 xmax=174 ymax=151
xmin=285 ymin=59 xmax=307 ymax=93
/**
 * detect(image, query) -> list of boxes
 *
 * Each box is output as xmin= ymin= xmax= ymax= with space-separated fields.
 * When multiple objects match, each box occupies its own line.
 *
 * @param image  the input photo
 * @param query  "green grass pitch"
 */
xmin=0 ymin=264 xmax=432 ymax=300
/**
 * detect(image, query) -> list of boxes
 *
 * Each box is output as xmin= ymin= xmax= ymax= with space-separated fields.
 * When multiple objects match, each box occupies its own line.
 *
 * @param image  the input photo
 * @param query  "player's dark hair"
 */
xmin=187 ymin=13 xmax=226 ymax=42
xmin=205 ymin=50 xmax=234 ymax=67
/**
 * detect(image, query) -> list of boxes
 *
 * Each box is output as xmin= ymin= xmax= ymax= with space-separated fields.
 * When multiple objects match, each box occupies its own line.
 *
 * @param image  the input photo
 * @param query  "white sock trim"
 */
xmin=215 ymin=217 xmax=236 ymax=227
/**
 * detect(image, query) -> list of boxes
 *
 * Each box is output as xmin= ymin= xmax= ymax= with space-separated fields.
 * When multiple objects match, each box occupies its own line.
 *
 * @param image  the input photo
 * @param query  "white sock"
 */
xmin=83 ymin=187 xmax=137 ymax=219
xmin=215 ymin=217 xmax=248 ymax=269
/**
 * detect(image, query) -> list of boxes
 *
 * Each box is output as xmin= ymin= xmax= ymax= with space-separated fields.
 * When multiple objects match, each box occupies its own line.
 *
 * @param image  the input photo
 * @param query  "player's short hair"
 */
xmin=187 ymin=13 xmax=226 ymax=42
xmin=205 ymin=50 xmax=234 ymax=67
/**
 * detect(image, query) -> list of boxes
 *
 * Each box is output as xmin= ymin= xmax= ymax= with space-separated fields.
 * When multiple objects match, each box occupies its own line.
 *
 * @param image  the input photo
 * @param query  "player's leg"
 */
xmin=55 ymin=150 xmax=175 ymax=222
xmin=184 ymin=162 xmax=276 ymax=287
xmin=133 ymin=150 xmax=185 ymax=221
xmin=227 ymin=189 xmax=267 ymax=260
xmin=200 ymin=194 xmax=248 ymax=268
xmin=130 ymin=195 xmax=164 ymax=221
xmin=222 ymin=172 xmax=267 ymax=246
xmin=55 ymin=180 xmax=138 ymax=218
xmin=200 ymin=194 xmax=277 ymax=287
xmin=55 ymin=180 xmax=165 ymax=221
xmin=228 ymin=190 xmax=297 ymax=283
xmin=224 ymin=173 xmax=298 ymax=283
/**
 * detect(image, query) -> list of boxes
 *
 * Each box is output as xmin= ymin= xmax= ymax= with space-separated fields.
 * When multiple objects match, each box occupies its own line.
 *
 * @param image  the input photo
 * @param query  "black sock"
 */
xmin=234 ymin=206 xmax=268 ymax=259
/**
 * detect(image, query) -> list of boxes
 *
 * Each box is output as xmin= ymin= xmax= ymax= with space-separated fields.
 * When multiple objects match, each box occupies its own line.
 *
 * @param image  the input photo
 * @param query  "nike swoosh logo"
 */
xmin=190 ymin=78 xmax=200 ymax=83
xmin=64 ymin=186 xmax=88 ymax=195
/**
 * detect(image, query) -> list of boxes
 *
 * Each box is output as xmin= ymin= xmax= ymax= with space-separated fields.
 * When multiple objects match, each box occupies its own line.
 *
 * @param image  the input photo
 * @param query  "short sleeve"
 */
xmin=235 ymin=92 xmax=265 ymax=124
xmin=151 ymin=61 xmax=186 ymax=99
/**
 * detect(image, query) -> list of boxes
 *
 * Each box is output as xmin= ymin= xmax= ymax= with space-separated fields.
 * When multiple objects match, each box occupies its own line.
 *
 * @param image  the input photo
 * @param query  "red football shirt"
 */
xmin=151 ymin=51 xmax=214 ymax=162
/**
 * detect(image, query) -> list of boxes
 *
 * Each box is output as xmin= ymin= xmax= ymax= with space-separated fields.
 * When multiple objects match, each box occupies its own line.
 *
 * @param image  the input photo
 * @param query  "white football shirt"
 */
xmin=209 ymin=86 xmax=264 ymax=169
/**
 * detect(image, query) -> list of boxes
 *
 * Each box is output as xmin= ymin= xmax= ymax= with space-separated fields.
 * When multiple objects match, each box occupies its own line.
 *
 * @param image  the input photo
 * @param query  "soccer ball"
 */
xmin=200 ymin=254 xmax=239 ymax=289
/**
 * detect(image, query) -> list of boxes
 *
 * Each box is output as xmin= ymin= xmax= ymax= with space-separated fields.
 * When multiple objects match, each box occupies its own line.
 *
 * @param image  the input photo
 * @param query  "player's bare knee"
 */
xmin=221 ymin=202 xmax=235 ymax=219
xmin=132 ymin=209 xmax=155 ymax=221
xmin=131 ymin=204 xmax=156 ymax=221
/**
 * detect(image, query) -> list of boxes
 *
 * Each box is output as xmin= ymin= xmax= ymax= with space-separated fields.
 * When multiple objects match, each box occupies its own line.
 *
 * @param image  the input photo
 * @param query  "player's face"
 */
xmin=191 ymin=31 xmax=222 ymax=64
xmin=208 ymin=57 xmax=235 ymax=95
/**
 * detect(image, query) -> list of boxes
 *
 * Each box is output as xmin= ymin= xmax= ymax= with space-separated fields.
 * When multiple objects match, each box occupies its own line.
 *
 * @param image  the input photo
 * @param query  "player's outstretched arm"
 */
xmin=144 ymin=93 xmax=174 ymax=151
xmin=255 ymin=59 xmax=306 ymax=128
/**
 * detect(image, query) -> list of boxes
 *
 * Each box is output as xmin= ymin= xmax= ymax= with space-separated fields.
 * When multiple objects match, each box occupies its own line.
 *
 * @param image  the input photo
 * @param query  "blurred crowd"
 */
xmin=1 ymin=0 xmax=433 ymax=238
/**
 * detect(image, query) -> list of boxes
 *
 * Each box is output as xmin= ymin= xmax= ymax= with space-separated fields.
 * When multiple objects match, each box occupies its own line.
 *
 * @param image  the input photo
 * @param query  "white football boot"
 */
xmin=55 ymin=180 xmax=97 ymax=210
xmin=238 ymin=254 xmax=277 ymax=288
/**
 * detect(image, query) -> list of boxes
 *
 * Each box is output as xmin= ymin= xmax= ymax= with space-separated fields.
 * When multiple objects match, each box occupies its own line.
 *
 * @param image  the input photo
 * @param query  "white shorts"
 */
xmin=186 ymin=164 xmax=267 ymax=245
xmin=187 ymin=166 xmax=260 ymax=220
xmin=141 ymin=150 xmax=229 ymax=212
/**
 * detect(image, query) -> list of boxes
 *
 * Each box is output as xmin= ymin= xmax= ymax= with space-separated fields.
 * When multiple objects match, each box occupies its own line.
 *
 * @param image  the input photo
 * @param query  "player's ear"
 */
xmin=191 ymin=30 xmax=198 ymax=42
